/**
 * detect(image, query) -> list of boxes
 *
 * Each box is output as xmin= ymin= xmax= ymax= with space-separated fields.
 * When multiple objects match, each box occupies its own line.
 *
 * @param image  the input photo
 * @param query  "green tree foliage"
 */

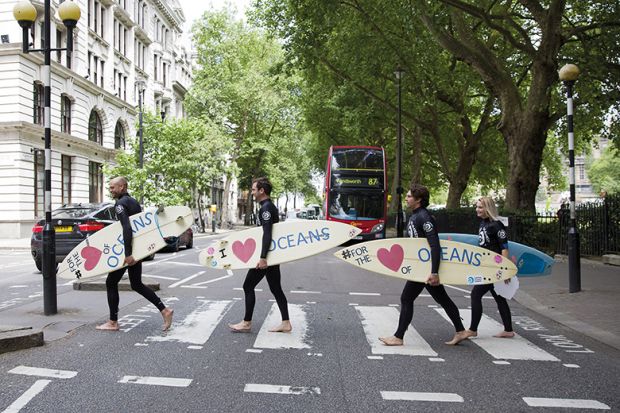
xmin=587 ymin=146 xmax=620 ymax=195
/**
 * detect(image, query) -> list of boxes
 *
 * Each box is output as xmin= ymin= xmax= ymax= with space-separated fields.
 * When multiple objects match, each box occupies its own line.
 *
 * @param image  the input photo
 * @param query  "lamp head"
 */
xmin=559 ymin=64 xmax=580 ymax=82
xmin=58 ymin=1 xmax=81 ymax=29
xmin=13 ymin=1 xmax=37 ymax=29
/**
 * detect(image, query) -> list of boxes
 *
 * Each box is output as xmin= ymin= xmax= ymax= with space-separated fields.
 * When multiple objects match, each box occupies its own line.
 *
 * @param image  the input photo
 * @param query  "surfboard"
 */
xmin=439 ymin=233 xmax=554 ymax=277
xmin=57 ymin=206 xmax=193 ymax=280
xmin=199 ymin=221 xmax=362 ymax=269
xmin=333 ymin=238 xmax=517 ymax=286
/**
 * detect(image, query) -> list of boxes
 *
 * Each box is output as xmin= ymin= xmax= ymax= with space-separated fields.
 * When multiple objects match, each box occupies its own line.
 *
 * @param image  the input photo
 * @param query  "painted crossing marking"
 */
xmin=142 ymin=274 xmax=180 ymax=281
xmin=355 ymin=306 xmax=437 ymax=357
xmin=187 ymin=274 xmax=234 ymax=287
xmin=244 ymin=383 xmax=320 ymax=395
xmin=381 ymin=391 xmax=464 ymax=403
xmin=9 ymin=366 xmax=77 ymax=379
xmin=290 ymin=290 xmax=321 ymax=294
xmin=349 ymin=292 xmax=380 ymax=296
xmin=118 ymin=376 xmax=192 ymax=387
xmin=169 ymin=271 xmax=205 ymax=288
xmin=253 ymin=304 xmax=310 ymax=349
xmin=522 ymin=397 xmax=610 ymax=409
xmin=2 ymin=380 xmax=51 ymax=413
xmin=145 ymin=300 xmax=233 ymax=345
xmin=435 ymin=309 xmax=560 ymax=361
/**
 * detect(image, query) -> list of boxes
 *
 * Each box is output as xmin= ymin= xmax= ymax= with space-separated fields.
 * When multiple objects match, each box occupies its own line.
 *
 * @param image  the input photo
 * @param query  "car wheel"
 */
xmin=186 ymin=235 xmax=193 ymax=249
xmin=171 ymin=240 xmax=180 ymax=252
xmin=34 ymin=258 xmax=42 ymax=272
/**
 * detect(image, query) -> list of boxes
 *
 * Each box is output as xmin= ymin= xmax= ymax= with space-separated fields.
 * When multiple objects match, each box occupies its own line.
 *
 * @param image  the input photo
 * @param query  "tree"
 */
xmin=587 ymin=146 xmax=620 ymax=195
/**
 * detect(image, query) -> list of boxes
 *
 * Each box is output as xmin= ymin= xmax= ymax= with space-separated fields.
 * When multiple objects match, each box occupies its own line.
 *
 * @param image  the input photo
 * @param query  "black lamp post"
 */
xmin=135 ymin=80 xmax=145 ymax=204
xmin=13 ymin=0 xmax=81 ymax=315
xmin=394 ymin=67 xmax=405 ymax=237
xmin=559 ymin=63 xmax=581 ymax=293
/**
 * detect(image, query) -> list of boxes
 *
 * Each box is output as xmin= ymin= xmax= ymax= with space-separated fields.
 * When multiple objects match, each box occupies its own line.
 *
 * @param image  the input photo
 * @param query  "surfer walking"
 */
xmin=379 ymin=183 xmax=468 ymax=346
xmin=228 ymin=177 xmax=292 ymax=333
xmin=96 ymin=176 xmax=174 ymax=332
xmin=463 ymin=197 xmax=514 ymax=339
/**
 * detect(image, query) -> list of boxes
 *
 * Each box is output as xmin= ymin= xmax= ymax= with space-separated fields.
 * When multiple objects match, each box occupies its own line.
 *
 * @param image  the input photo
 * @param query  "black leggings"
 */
xmin=106 ymin=262 xmax=165 ymax=321
xmin=243 ymin=265 xmax=289 ymax=322
xmin=395 ymin=281 xmax=464 ymax=339
xmin=469 ymin=284 xmax=513 ymax=332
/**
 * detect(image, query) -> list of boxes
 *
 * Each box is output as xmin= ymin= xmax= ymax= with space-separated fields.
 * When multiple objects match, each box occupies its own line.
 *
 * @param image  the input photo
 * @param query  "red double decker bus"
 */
xmin=323 ymin=146 xmax=387 ymax=240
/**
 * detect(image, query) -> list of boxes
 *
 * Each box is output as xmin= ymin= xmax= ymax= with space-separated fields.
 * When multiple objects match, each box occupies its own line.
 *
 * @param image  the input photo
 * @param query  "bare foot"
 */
xmin=379 ymin=336 xmax=403 ymax=346
xmin=96 ymin=321 xmax=119 ymax=331
xmin=445 ymin=330 xmax=470 ymax=345
xmin=494 ymin=331 xmax=515 ymax=338
xmin=269 ymin=321 xmax=292 ymax=333
xmin=464 ymin=329 xmax=478 ymax=338
xmin=161 ymin=308 xmax=174 ymax=331
xmin=229 ymin=321 xmax=251 ymax=333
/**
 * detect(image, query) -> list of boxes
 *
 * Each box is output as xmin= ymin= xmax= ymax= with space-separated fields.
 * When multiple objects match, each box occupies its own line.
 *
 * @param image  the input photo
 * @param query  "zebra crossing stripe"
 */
xmin=355 ymin=306 xmax=437 ymax=356
xmin=244 ymin=383 xmax=320 ymax=395
xmin=253 ymin=304 xmax=310 ymax=349
xmin=145 ymin=300 xmax=233 ymax=345
xmin=9 ymin=366 xmax=77 ymax=379
xmin=118 ymin=376 xmax=192 ymax=387
xmin=381 ymin=391 xmax=464 ymax=402
xmin=522 ymin=397 xmax=610 ymax=409
xmin=434 ymin=309 xmax=560 ymax=361
xmin=2 ymin=380 xmax=51 ymax=413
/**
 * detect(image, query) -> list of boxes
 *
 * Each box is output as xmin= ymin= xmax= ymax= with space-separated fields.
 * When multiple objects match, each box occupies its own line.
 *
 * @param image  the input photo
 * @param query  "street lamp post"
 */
xmin=559 ymin=63 xmax=581 ymax=293
xmin=135 ymin=80 xmax=145 ymax=204
xmin=13 ymin=0 xmax=81 ymax=315
xmin=394 ymin=67 xmax=405 ymax=237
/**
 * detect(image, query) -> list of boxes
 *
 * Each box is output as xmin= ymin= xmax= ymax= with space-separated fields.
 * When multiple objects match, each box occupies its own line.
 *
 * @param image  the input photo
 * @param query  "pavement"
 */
xmin=1 ymin=227 xmax=619 ymax=354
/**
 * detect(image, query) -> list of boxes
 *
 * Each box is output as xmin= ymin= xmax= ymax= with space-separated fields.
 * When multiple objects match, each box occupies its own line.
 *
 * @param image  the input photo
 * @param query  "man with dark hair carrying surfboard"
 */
xmin=96 ymin=176 xmax=174 ymax=332
xmin=379 ymin=183 xmax=468 ymax=346
xmin=228 ymin=177 xmax=292 ymax=333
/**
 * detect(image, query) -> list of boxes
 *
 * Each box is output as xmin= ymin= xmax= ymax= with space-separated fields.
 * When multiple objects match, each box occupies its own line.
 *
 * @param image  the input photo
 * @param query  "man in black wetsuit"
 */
xmin=379 ymin=183 xmax=468 ymax=346
xmin=228 ymin=177 xmax=291 ymax=333
xmin=96 ymin=177 xmax=174 ymax=332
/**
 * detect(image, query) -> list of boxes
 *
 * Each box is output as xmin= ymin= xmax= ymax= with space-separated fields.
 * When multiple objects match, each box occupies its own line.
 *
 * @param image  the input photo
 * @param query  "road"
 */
xmin=0 ymin=236 xmax=618 ymax=412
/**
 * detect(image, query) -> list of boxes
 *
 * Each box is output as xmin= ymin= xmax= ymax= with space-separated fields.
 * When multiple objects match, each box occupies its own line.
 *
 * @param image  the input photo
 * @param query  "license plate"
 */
xmin=55 ymin=226 xmax=73 ymax=233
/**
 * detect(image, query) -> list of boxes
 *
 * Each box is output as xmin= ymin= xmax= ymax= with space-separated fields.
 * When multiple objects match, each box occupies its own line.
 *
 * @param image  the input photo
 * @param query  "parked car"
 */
xmin=31 ymin=202 xmax=116 ymax=271
xmin=161 ymin=227 xmax=193 ymax=252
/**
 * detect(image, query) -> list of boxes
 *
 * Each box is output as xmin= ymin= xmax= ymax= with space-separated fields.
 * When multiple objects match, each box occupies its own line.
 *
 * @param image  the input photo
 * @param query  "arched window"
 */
xmin=114 ymin=121 xmax=125 ymax=149
xmin=88 ymin=110 xmax=103 ymax=144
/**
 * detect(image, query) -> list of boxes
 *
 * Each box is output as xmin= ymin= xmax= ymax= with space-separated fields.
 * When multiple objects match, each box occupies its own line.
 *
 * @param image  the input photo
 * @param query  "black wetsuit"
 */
xmin=106 ymin=193 xmax=165 ymax=321
xmin=394 ymin=206 xmax=464 ymax=339
xmin=242 ymin=198 xmax=289 ymax=322
xmin=469 ymin=219 xmax=513 ymax=332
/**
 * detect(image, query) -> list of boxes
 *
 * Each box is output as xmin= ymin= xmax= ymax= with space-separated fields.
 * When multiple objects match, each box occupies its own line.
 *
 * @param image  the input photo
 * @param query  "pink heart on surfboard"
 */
xmin=81 ymin=246 xmax=102 ymax=271
xmin=232 ymin=239 xmax=256 ymax=263
xmin=377 ymin=244 xmax=404 ymax=272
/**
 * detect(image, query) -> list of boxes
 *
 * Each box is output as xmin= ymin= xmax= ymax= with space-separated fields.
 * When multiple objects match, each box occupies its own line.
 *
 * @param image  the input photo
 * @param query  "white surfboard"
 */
xmin=334 ymin=238 xmax=517 ymax=286
xmin=199 ymin=221 xmax=361 ymax=269
xmin=57 ymin=206 xmax=193 ymax=280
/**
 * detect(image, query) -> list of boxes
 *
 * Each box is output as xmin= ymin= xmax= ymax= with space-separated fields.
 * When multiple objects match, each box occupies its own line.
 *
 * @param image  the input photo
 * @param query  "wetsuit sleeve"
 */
xmin=116 ymin=201 xmax=133 ymax=257
xmin=493 ymin=222 xmax=509 ymax=252
xmin=421 ymin=214 xmax=441 ymax=274
xmin=260 ymin=207 xmax=275 ymax=259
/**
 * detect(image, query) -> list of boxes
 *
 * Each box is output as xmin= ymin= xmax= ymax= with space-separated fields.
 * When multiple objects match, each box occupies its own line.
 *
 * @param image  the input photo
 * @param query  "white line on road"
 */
xmin=355 ymin=306 xmax=437 ymax=357
xmin=444 ymin=285 xmax=471 ymax=294
xmin=522 ymin=397 xmax=610 ymax=409
xmin=246 ymin=349 xmax=263 ymax=353
xmin=118 ymin=376 xmax=192 ymax=387
xmin=244 ymin=383 xmax=320 ymax=395
xmin=381 ymin=391 xmax=464 ymax=402
xmin=190 ymin=274 xmax=234 ymax=286
xmin=9 ymin=366 xmax=77 ymax=379
xmin=290 ymin=290 xmax=321 ymax=294
xmin=234 ymin=287 xmax=263 ymax=292
xmin=142 ymin=274 xmax=180 ymax=281
xmin=2 ymin=379 xmax=51 ymax=413
xmin=429 ymin=358 xmax=445 ymax=362
xmin=159 ymin=261 xmax=203 ymax=267
xmin=349 ymin=292 xmax=381 ymax=296
xmin=254 ymin=304 xmax=310 ymax=349
xmin=493 ymin=361 xmax=511 ymax=365
xmin=169 ymin=271 xmax=205 ymax=288
xmin=180 ymin=286 xmax=208 ymax=289
xmin=563 ymin=364 xmax=580 ymax=368
xmin=367 ymin=356 xmax=383 ymax=360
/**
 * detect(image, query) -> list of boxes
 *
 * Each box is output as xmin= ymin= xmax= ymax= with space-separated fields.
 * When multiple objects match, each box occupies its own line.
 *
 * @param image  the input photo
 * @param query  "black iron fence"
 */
xmin=391 ymin=194 xmax=620 ymax=257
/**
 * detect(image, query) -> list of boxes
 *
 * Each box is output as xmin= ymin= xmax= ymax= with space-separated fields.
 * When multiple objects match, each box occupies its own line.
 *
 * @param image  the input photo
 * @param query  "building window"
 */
xmin=34 ymin=150 xmax=44 ymax=217
xmin=89 ymin=162 xmax=103 ymax=203
xmin=62 ymin=155 xmax=72 ymax=205
xmin=60 ymin=96 xmax=71 ymax=134
xmin=578 ymin=164 xmax=585 ymax=180
xmin=100 ymin=60 xmax=105 ymax=87
xmin=114 ymin=121 xmax=125 ymax=149
xmin=88 ymin=110 xmax=103 ymax=144
xmin=56 ymin=29 xmax=62 ymax=63
xmin=33 ymin=82 xmax=44 ymax=125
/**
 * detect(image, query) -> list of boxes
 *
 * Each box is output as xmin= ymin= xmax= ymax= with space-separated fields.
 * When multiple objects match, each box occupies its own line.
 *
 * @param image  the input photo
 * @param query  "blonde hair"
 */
xmin=477 ymin=196 xmax=500 ymax=221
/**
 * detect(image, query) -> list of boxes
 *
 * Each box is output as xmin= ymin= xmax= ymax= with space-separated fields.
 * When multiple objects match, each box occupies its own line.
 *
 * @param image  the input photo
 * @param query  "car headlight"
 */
xmin=371 ymin=223 xmax=385 ymax=233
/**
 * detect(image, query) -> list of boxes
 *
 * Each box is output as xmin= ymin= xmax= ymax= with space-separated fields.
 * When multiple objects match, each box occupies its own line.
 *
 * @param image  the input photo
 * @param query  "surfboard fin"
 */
xmin=223 ymin=264 xmax=231 ymax=269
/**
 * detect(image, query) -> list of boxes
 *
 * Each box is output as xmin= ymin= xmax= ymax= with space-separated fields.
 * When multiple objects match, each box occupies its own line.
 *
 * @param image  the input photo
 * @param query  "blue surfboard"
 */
xmin=439 ymin=233 xmax=554 ymax=277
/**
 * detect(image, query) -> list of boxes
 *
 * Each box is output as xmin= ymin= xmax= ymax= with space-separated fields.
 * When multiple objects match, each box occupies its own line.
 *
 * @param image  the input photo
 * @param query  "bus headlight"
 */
xmin=371 ymin=223 xmax=385 ymax=233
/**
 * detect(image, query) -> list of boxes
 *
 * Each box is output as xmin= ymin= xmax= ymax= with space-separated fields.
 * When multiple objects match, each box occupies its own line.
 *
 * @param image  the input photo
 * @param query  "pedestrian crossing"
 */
xmin=136 ymin=298 xmax=563 ymax=363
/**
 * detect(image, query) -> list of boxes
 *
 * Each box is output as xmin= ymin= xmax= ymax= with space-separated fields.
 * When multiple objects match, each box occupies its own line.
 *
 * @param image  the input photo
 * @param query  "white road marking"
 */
xmin=381 ymin=391 xmax=464 ymax=402
xmin=388 ymin=304 xmax=399 ymax=307
xmin=169 ymin=271 xmax=205 ymax=288
xmin=493 ymin=361 xmax=511 ymax=365
xmin=180 ymin=285 xmax=208 ymax=289
xmin=445 ymin=285 xmax=470 ymax=294
xmin=290 ymin=290 xmax=321 ymax=294
xmin=244 ymin=383 xmax=320 ymax=395
xmin=2 ymin=379 xmax=51 ymax=413
xmin=189 ymin=274 xmax=234 ymax=286
xmin=367 ymin=356 xmax=383 ymax=360
xmin=254 ymin=304 xmax=310 ymax=349
xmin=119 ymin=376 xmax=192 ymax=387
xmin=435 ymin=309 xmax=560 ymax=361
xmin=233 ymin=287 xmax=263 ymax=292
xmin=160 ymin=261 xmax=203 ymax=267
xmin=142 ymin=274 xmax=180 ymax=281
xmin=145 ymin=300 xmax=233 ymax=345
xmin=563 ymin=364 xmax=580 ymax=368
xmin=349 ymin=292 xmax=381 ymax=296
xmin=9 ymin=366 xmax=77 ymax=379
xmin=522 ymin=397 xmax=610 ymax=409
xmin=348 ymin=303 xmax=359 ymax=306
xmin=187 ymin=345 xmax=203 ymax=350
xmin=429 ymin=358 xmax=445 ymax=362
xmin=355 ymin=306 xmax=437 ymax=356
xmin=134 ymin=343 xmax=149 ymax=347
xmin=246 ymin=349 xmax=263 ymax=353
xmin=8 ymin=285 xmax=28 ymax=289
